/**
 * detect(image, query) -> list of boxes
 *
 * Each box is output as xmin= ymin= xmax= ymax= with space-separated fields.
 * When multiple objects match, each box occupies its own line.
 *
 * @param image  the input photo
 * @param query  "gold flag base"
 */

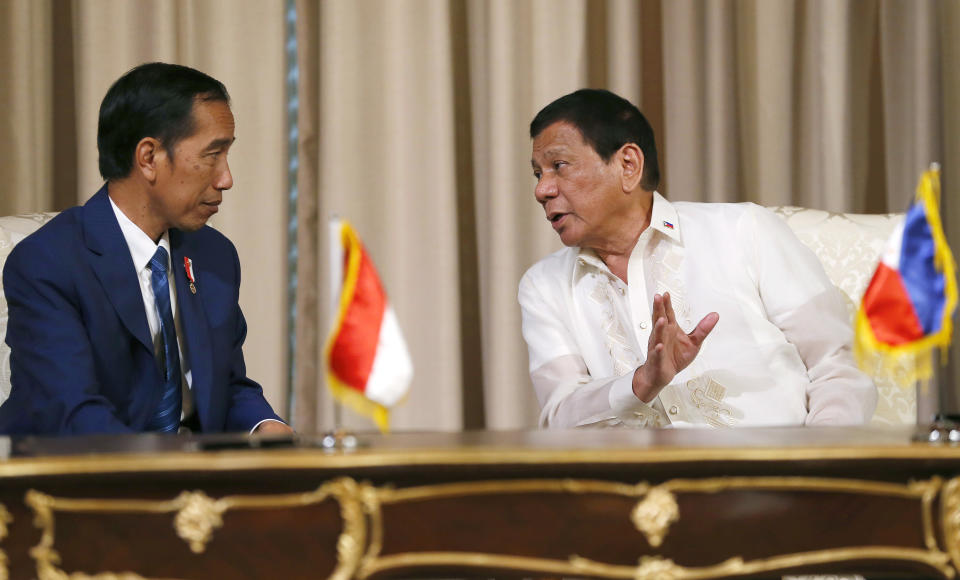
xmin=914 ymin=415 xmax=960 ymax=444
xmin=319 ymin=428 xmax=360 ymax=451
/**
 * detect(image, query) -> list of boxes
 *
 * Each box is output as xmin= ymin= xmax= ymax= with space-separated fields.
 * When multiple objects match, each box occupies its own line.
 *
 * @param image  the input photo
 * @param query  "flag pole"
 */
xmin=916 ymin=349 xmax=960 ymax=443
xmin=321 ymin=214 xmax=357 ymax=451
xmin=912 ymin=163 xmax=960 ymax=443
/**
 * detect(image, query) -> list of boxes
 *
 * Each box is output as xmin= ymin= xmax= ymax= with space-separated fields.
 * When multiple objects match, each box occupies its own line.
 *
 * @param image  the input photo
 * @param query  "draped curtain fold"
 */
xmin=1 ymin=0 xmax=957 ymax=432
xmin=294 ymin=0 xmax=960 ymax=432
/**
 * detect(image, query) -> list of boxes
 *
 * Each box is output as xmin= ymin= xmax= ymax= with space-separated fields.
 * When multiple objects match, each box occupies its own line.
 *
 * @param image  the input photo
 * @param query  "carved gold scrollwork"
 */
xmin=20 ymin=475 xmax=960 ymax=580
xmin=171 ymin=491 xmax=223 ymax=554
xmin=24 ymin=478 xmax=368 ymax=580
xmin=0 ymin=503 xmax=12 ymax=580
xmin=628 ymin=476 xmax=945 ymax=553
xmin=327 ymin=478 xmax=367 ymax=580
xmin=361 ymin=476 xmax=955 ymax=579
xmin=357 ymin=479 xmax=385 ymax=577
xmin=941 ymin=477 xmax=960 ymax=572
xmin=572 ymin=553 xmax=742 ymax=580
xmin=630 ymin=487 xmax=678 ymax=548
xmin=633 ymin=555 xmax=684 ymax=580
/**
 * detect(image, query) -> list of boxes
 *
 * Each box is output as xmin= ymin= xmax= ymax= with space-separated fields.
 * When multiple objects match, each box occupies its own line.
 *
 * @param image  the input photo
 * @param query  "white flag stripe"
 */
xmin=365 ymin=305 xmax=413 ymax=407
xmin=880 ymin=219 xmax=905 ymax=270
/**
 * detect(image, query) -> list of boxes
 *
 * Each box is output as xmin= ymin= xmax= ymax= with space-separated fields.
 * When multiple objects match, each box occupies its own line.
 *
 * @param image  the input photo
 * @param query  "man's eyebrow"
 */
xmin=204 ymin=137 xmax=236 ymax=151
xmin=532 ymin=146 xmax=567 ymax=167
xmin=541 ymin=146 xmax=568 ymax=158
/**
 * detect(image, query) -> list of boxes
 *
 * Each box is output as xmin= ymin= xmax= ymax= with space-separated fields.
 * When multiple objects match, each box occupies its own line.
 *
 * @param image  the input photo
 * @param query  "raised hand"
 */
xmin=632 ymin=292 xmax=719 ymax=402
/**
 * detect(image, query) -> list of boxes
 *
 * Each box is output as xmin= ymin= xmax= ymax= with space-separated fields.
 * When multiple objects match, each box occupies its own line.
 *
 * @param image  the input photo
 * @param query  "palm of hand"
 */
xmin=656 ymin=320 xmax=702 ymax=379
xmin=634 ymin=292 xmax=719 ymax=400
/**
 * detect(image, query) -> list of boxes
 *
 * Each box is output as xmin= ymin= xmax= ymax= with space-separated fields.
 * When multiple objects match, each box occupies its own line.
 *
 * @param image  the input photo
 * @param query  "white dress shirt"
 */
xmin=109 ymin=197 xmax=195 ymax=423
xmin=518 ymin=192 xmax=878 ymax=429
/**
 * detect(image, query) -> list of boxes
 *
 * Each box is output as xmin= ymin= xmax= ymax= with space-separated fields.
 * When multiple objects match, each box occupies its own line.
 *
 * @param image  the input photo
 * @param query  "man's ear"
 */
xmin=134 ymin=137 xmax=164 ymax=183
xmin=618 ymin=143 xmax=645 ymax=193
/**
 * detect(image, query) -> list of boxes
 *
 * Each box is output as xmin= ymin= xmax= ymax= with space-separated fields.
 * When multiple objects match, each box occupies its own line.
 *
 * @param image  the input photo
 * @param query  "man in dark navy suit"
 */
xmin=0 ymin=62 xmax=292 ymax=435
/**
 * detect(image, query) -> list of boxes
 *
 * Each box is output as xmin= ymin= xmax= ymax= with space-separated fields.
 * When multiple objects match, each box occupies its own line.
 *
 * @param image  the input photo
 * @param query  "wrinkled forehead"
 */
xmin=531 ymin=121 xmax=590 ymax=163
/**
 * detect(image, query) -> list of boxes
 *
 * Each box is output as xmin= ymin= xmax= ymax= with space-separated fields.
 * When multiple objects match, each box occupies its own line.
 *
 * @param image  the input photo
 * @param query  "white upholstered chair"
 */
xmin=0 ymin=212 xmax=58 ymax=403
xmin=770 ymin=206 xmax=912 ymax=425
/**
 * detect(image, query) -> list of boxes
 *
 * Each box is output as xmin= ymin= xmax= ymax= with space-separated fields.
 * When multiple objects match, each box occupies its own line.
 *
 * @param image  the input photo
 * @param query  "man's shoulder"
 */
xmin=673 ymin=199 xmax=763 ymax=220
xmin=5 ymin=206 xmax=84 ymax=261
xmin=673 ymin=200 xmax=779 ymax=235
xmin=520 ymin=246 xmax=578 ymax=288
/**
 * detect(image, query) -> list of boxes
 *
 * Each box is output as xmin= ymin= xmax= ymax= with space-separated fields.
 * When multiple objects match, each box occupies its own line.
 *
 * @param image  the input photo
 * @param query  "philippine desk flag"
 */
xmin=325 ymin=218 xmax=413 ymax=431
xmin=855 ymin=166 xmax=958 ymax=385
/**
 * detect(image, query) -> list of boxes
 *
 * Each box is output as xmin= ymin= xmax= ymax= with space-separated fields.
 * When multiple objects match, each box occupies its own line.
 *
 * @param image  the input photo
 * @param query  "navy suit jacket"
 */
xmin=0 ymin=187 xmax=283 ymax=435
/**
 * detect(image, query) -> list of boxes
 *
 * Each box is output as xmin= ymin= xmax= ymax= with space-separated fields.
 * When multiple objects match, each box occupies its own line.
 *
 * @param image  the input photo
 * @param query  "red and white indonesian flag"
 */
xmin=324 ymin=218 xmax=413 ymax=431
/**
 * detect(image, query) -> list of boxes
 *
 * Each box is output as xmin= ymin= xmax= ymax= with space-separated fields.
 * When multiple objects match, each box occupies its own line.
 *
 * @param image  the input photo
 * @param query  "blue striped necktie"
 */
xmin=147 ymin=246 xmax=182 ymax=433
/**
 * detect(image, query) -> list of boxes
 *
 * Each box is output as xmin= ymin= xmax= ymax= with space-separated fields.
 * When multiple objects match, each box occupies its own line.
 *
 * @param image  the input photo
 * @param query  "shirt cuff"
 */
xmin=609 ymin=373 xmax=641 ymax=411
xmin=249 ymin=419 xmax=287 ymax=434
xmin=608 ymin=372 xmax=666 ymax=427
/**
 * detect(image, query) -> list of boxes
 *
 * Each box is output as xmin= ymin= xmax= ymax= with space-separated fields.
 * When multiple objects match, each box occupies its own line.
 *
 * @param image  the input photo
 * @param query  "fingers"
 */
xmin=646 ymin=332 xmax=663 ymax=364
xmin=688 ymin=312 xmax=719 ymax=346
xmin=637 ymin=325 xmax=667 ymax=398
xmin=651 ymin=293 xmax=664 ymax=326
xmin=647 ymin=309 xmax=667 ymax=348
xmin=662 ymin=292 xmax=677 ymax=325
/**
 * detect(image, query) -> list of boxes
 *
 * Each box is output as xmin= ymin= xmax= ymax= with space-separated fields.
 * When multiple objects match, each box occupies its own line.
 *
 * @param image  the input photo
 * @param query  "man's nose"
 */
xmin=534 ymin=174 xmax=557 ymax=203
xmin=215 ymin=161 xmax=234 ymax=191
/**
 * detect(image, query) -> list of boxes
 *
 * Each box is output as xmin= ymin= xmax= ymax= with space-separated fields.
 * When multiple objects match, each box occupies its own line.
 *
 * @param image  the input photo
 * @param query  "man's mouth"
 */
xmin=548 ymin=212 xmax=568 ymax=229
xmin=201 ymin=200 xmax=221 ymax=214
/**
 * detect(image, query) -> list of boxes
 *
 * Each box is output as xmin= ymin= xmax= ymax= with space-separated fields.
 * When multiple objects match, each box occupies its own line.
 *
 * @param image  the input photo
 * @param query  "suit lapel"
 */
xmin=169 ymin=230 xmax=214 ymax=426
xmin=82 ymin=187 xmax=153 ymax=353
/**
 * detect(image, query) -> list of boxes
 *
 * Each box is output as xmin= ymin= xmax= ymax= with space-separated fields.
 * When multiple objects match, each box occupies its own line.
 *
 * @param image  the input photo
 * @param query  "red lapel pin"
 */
xmin=184 ymin=257 xmax=197 ymax=294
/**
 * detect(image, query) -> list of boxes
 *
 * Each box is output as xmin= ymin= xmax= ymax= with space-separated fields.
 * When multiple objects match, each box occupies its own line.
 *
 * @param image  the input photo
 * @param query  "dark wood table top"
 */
xmin=0 ymin=425 xmax=955 ymax=479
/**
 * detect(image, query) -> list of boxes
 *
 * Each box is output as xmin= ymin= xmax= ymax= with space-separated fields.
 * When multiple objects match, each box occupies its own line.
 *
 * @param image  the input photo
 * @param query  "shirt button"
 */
xmin=669 ymin=405 xmax=679 ymax=415
xmin=617 ymin=287 xmax=626 ymax=296
xmin=639 ymin=322 xmax=648 ymax=330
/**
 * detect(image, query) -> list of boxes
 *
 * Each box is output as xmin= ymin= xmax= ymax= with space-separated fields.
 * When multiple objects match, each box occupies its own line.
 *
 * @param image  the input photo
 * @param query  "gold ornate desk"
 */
xmin=1 ymin=427 xmax=960 ymax=579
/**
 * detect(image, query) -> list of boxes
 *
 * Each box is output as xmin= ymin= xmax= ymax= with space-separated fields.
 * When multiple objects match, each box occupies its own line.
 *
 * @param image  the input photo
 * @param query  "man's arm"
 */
xmin=520 ymin=270 xmax=716 ymax=428
xmin=221 ymin=243 xmax=288 ymax=433
xmin=748 ymin=206 xmax=877 ymax=424
xmin=1 ymin=241 xmax=133 ymax=434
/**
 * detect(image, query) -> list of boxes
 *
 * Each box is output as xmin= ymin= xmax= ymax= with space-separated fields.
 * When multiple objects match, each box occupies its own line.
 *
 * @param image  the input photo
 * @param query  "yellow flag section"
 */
xmin=854 ymin=166 xmax=958 ymax=386
xmin=324 ymin=219 xmax=413 ymax=432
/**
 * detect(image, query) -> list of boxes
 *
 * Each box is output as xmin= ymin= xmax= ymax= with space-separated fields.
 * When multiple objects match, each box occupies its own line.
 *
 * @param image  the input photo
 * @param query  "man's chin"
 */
xmin=175 ymin=219 xmax=209 ymax=233
xmin=557 ymin=231 xmax=582 ymax=248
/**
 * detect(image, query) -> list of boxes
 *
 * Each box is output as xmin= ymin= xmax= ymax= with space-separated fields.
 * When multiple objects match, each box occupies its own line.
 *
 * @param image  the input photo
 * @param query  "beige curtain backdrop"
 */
xmin=293 ymin=0 xmax=960 ymax=433
xmin=0 ymin=0 xmax=290 ymax=417
xmin=2 ymin=0 xmax=958 ymax=434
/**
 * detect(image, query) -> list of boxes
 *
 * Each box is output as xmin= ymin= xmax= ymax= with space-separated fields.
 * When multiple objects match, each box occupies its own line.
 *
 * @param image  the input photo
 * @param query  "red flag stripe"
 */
xmin=862 ymin=262 xmax=925 ymax=345
xmin=328 ymin=233 xmax=387 ymax=391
